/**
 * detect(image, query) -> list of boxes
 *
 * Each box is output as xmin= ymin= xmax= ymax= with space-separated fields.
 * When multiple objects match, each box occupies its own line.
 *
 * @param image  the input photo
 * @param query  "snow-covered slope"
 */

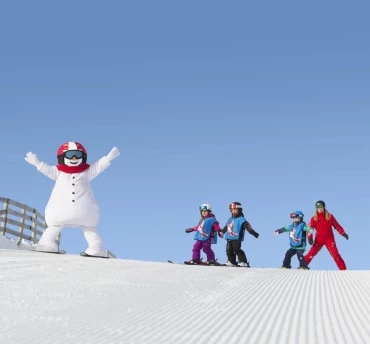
xmin=0 ymin=245 xmax=369 ymax=344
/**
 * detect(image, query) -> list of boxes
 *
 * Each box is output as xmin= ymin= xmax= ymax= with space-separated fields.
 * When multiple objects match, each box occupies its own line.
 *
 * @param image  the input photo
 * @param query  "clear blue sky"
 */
xmin=1 ymin=1 xmax=369 ymax=269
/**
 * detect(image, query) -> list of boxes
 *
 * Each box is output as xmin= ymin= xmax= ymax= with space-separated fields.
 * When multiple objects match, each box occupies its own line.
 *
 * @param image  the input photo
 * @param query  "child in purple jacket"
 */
xmin=184 ymin=203 xmax=223 ymax=265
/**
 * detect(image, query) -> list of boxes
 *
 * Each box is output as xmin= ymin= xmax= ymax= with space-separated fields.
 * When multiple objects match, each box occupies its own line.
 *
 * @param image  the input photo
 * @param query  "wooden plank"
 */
xmin=0 ymin=197 xmax=46 ymax=221
xmin=5 ymin=218 xmax=34 ymax=231
xmin=2 ymin=228 xmax=33 ymax=242
xmin=0 ymin=213 xmax=46 ymax=228
xmin=2 ymin=208 xmax=41 ymax=223
xmin=8 ymin=208 xmax=45 ymax=223
xmin=30 ymin=220 xmax=47 ymax=229
xmin=33 ymin=209 xmax=45 ymax=220
xmin=4 ymin=199 xmax=38 ymax=213
xmin=3 ymin=218 xmax=44 ymax=236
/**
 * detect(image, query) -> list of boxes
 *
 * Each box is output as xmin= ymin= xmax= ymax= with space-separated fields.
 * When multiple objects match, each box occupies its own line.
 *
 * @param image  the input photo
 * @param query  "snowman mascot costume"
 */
xmin=25 ymin=142 xmax=120 ymax=257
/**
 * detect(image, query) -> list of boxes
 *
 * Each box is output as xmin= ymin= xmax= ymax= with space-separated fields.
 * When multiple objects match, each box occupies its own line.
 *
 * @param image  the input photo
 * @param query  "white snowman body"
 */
xmin=25 ymin=142 xmax=120 ymax=256
xmin=38 ymin=157 xmax=111 ymax=227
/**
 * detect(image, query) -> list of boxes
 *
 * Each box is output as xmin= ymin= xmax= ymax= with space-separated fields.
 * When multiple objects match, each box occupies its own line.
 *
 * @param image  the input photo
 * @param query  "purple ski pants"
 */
xmin=192 ymin=238 xmax=215 ymax=261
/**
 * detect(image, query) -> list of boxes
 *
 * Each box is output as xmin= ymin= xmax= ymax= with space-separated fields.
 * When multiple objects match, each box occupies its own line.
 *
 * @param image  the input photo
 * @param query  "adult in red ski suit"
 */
xmin=305 ymin=200 xmax=349 ymax=270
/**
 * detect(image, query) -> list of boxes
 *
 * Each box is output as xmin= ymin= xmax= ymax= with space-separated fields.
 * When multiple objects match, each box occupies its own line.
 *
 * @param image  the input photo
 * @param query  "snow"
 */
xmin=1 ymin=237 xmax=369 ymax=344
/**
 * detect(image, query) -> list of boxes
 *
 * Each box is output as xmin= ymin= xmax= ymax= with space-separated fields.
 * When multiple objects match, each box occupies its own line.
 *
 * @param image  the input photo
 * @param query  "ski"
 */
xmin=33 ymin=250 xmax=66 ymax=255
xmin=168 ymin=260 xmax=251 ymax=267
xmin=221 ymin=264 xmax=250 ymax=267
xmin=183 ymin=260 xmax=224 ymax=266
xmin=184 ymin=261 xmax=204 ymax=265
xmin=80 ymin=252 xmax=110 ymax=259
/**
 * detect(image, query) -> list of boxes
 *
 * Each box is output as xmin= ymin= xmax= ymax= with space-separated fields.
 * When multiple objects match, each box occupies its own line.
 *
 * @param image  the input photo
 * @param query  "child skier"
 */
xmin=222 ymin=202 xmax=259 ymax=267
xmin=274 ymin=210 xmax=312 ymax=269
xmin=184 ymin=203 xmax=223 ymax=265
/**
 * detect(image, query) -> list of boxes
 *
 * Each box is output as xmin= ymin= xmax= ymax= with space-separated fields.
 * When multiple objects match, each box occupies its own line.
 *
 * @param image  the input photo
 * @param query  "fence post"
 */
xmin=1 ymin=198 xmax=9 ymax=236
xmin=17 ymin=207 xmax=27 ymax=245
xmin=31 ymin=209 xmax=38 ymax=244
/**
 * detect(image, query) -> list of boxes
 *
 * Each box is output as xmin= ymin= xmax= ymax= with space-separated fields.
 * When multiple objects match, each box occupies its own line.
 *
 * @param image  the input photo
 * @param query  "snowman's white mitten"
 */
xmin=25 ymin=152 xmax=42 ymax=168
xmin=107 ymin=147 xmax=120 ymax=162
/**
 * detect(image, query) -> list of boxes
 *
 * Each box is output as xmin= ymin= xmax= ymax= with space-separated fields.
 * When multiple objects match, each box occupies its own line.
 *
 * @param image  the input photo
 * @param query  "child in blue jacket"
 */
xmin=274 ymin=210 xmax=312 ymax=269
xmin=184 ymin=203 xmax=223 ymax=265
xmin=222 ymin=202 xmax=259 ymax=267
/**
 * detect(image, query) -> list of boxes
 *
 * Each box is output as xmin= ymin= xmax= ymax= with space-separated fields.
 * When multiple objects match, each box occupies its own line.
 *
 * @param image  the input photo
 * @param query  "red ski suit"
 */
xmin=305 ymin=212 xmax=347 ymax=270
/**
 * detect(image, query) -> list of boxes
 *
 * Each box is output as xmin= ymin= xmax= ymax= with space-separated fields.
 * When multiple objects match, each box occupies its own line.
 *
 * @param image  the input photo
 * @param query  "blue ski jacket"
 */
xmin=276 ymin=221 xmax=312 ymax=249
xmin=193 ymin=216 xmax=217 ymax=242
xmin=224 ymin=216 xmax=247 ymax=241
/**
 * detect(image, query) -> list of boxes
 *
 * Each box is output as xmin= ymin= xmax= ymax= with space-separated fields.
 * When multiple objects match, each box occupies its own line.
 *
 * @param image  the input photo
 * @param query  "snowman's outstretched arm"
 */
xmin=88 ymin=147 xmax=120 ymax=180
xmin=25 ymin=152 xmax=58 ymax=181
xmin=107 ymin=147 xmax=120 ymax=162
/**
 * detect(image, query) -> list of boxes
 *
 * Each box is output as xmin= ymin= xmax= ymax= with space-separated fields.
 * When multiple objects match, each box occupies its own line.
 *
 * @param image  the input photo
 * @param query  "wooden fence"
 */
xmin=0 ymin=197 xmax=50 ymax=247
xmin=0 ymin=197 xmax=116 ymax=258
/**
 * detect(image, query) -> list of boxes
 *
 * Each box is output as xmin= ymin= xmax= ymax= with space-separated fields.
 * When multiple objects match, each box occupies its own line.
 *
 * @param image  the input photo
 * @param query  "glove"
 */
xmin=253 ymin=232 xmax=259 ymax=238
xmin=185 ymin=228 xmax=193 ymax=233
xmin=218 ymin=231 xmax=224 ymax=238
xmin=308 ymin=237 xmax=314 ymax=245
xmin=343 ymin=233 xmax=349 ymax=240
xmin=274 ymin=231 xmax=279 ymax=236
xmin=25 ymin=152 xmax=41 ymax=168
xmin=107 ymin=147 xmax=120 ymax=162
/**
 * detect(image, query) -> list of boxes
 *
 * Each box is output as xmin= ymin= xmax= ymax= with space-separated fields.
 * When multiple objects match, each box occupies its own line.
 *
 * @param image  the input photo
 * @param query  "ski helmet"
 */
xmin=315 ymin=200 xmax=326 ymax=209
xmin=229 ymin=202 xmax=243 ymax=211
xmin=290 ymin=211 xmax=304 ymax=219
xmin=199 ymin=203 xmax=212 ymax=212
xmin=57 ymin=141 xmax=87 ymax=164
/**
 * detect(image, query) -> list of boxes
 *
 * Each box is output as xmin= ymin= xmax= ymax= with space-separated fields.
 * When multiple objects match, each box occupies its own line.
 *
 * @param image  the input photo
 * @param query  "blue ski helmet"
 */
xmin=290 ymin=211 xmax=304 ymax=219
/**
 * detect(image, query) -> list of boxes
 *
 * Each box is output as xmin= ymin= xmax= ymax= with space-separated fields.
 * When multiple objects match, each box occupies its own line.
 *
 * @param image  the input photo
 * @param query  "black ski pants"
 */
xmin=226 ymin=239 xmax=248 ymax=264
xmin=283 ymin=248 xmax=308 ymax=268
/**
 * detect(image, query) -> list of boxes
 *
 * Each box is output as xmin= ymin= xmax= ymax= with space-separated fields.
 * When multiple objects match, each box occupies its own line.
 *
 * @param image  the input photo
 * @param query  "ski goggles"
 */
xmin=199 ymin=205 xmax=210 ymax=211
xmin=229 ymin=203 xmax=242 ymax=209
xmin=315 ymin=204 xmax=324 ymax=209
xmin=290 ymin=213 xmax=300 ymax=219
xmin=64 ymin=150 xmax=84 ymax=159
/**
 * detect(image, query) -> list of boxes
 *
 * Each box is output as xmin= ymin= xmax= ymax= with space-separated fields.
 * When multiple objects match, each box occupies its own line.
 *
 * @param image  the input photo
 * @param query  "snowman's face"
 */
xmin=64 ymin=150 xmax=84 ymax=166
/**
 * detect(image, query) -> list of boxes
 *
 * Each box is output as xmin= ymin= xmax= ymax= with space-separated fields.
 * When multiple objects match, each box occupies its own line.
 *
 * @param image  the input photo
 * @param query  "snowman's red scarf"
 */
xmin=57 ymin=163 xmax=90 ymax=174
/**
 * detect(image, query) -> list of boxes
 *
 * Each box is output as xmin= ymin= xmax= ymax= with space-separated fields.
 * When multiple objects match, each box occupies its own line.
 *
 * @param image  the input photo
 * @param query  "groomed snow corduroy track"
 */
xmin=0 ymin=249 xmax=369 ymax=344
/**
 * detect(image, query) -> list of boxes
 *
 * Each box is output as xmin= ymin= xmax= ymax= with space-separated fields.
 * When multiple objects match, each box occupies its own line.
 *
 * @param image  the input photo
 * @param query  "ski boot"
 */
xmin=224 ymin=261 xmax=238 ymax=267
xmin=184 ymin=259 xmax=203 ymax=265
xmin=238 ymin=262 xmax=250 ymax=267
xmin=205 ymin=260 xmax=221 ymax=266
